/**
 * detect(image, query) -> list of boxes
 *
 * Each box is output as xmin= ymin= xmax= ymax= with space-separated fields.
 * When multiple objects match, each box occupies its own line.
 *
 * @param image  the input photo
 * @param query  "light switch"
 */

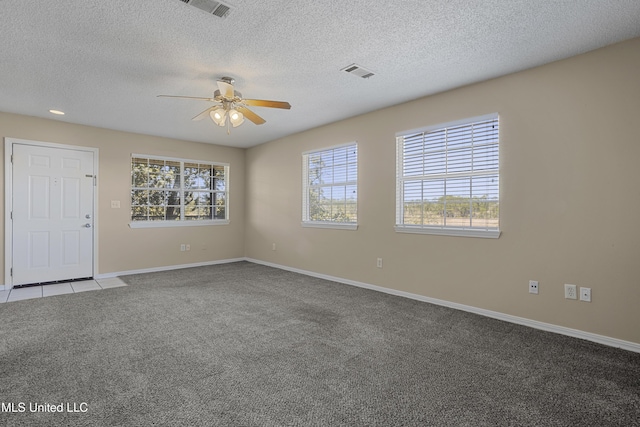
xmin=111 ymin=200 xmax=121 ymax=208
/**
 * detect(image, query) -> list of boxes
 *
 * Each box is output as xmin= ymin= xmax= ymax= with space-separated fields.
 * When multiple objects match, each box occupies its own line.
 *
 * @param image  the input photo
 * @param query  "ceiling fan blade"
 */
xmin=237 ymin=106 xmax=266 ymax=125
xmin=217 ymin=81 xmax=235 ymax=98
xmin=243 ymin=99 xmax=291 ymax=109
xmin=191 ymin=106 xmax=217 ymax=121
xmin=158 ymin=95 xmax=215 ymax=101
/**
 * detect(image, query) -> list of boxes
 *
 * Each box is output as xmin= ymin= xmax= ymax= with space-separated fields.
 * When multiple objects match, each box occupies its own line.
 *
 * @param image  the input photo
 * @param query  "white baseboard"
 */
xmin=246 ymin=258 xmax=640 ymax=354
xmin=95 ymin=258 xmax=246 ymax=279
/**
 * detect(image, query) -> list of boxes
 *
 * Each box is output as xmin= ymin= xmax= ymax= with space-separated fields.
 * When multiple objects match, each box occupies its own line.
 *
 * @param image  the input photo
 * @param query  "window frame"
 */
xmin=129 ymin=154 xmax=230 ymax=229
xmin=395 ymin=114 xmax=500 ymax=238
xmin=302 ymin=142 xmax=358 ymax=230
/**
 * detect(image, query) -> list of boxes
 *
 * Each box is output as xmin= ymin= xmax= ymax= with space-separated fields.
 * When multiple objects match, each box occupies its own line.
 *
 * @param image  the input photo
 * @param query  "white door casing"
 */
xmin=4 ymin=139 xmax=98 ymax=288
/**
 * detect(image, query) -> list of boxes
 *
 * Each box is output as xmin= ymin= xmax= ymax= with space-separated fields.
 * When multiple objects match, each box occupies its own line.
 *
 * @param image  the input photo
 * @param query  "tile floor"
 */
xmin=0 ymin=277 xmax=127 ymax=303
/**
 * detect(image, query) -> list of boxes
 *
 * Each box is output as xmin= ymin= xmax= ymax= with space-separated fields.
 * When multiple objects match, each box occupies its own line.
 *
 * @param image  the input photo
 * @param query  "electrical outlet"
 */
xmin=376 ymin=258 xmax=383 ymax=268
xmin=185 ymin=244 xmax=190 ymax=251
xmin=529 ymin=280 xmax=539 ymax=294
xmin=564 ymin=284 xmax=577 ymax=300
xmin=580 ymin=287 xmax=591 ymax=302
xmin=272 ymin=243 xmax=276 ymax=251
xmin=180 ymin=244 xmax=186 ymax=252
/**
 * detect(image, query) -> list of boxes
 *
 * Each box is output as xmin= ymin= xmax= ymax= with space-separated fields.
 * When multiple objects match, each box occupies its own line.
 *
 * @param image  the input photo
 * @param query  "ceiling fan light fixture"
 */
xmin=210 ymin=108 xmax=226 ymax=126
xmin=229 ymin=109 xmax=244 ymax=127
xmin=159 ymin=76 xmax=289 ymax=134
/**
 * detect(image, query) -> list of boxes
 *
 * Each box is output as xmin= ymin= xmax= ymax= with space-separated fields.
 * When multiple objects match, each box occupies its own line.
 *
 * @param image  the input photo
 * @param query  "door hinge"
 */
xmin=10 ymin=154 xmax=13 ymax=163
xmin=10 ymin=268 xmax=12 ymax=277
xmin=10 ymin=211 xmax=12 ymax=220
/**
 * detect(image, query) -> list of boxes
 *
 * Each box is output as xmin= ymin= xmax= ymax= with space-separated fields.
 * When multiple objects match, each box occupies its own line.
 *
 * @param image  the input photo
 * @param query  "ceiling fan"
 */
xmin=158 ymin=77 xmax=291 ymax=134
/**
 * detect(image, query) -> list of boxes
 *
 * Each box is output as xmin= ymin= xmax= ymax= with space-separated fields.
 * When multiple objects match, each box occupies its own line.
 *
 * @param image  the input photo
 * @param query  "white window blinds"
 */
xmin=302 ymin=143 xmax=358 ymax=229
xmin=395 ymin=115 xmax=500 ymax=238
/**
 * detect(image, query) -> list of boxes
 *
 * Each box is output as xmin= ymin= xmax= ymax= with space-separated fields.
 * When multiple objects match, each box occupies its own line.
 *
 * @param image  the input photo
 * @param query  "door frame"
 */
xmin=3 ymin=137 xmax=99 ymax=290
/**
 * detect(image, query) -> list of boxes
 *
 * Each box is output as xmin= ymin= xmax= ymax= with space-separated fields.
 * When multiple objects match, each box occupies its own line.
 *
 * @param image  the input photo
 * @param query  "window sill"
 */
xmin=395 ymin=225 xmax=500 ymax=239
xmin=129 ymin=220 xmax=230 ymax=229
xmin=302 ymin=221 xmax=358 ymax=231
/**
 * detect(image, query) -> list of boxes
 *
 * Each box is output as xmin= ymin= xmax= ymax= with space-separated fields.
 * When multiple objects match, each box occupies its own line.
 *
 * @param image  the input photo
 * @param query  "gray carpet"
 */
xmin=0 ymin=261 xmax=638 ymax=426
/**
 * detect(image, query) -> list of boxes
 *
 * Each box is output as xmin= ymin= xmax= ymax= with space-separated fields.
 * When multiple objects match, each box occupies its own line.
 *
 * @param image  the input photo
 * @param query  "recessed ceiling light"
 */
xmin=49 ymin=109 xmax=65 ymax=115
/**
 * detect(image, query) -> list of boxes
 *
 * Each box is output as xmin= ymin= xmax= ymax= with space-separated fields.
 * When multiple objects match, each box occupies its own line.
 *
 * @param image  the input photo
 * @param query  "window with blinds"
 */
xmin=302 ymin=143 xmax=358 ymax=229
xmin=395 ymin=114 xmax=500 ymax=238
xmin=130 ymin=155 xmax=229 ymax=228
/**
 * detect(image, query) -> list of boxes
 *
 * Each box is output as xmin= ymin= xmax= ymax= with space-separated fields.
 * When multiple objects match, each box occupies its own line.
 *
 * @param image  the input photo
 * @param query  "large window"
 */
xmin=130 ymin=155 xmax=229 ymax=227
xmin=395 ymin=114 xmax=500 ymax=238
xmin=302 ymin=143 xmax=358 ymax=229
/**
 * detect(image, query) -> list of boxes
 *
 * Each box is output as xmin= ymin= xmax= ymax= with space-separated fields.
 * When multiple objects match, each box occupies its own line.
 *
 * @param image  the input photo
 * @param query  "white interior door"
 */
xmin=12 ymin=144 xmax=95 ymax=286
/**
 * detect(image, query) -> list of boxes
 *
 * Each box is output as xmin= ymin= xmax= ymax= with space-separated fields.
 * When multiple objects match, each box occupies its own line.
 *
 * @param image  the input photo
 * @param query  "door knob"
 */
xmin=86 ymin=214 xmax=92 ymax=219
xmin=84 ymin=223 xmax=92 ymax=228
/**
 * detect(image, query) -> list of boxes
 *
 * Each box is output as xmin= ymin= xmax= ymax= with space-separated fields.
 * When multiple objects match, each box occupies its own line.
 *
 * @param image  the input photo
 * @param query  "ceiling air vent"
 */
xmin=180 ymin=0 xmax=232 ymax=19
xmin=341 ymin=63 xmax=375 ymax=79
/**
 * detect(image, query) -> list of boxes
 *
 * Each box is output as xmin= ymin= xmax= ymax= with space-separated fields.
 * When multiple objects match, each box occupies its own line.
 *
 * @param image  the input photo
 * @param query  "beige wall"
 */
xmin=0 ymin=113 xmax=245 ymax=275
xmin=245 ymin=38 xmax=640 ymax=344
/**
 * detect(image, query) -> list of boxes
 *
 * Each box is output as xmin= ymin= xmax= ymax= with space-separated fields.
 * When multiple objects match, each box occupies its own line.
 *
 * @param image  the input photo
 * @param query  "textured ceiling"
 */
xmin=1 ymin=0 xmax=639 ymax=148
